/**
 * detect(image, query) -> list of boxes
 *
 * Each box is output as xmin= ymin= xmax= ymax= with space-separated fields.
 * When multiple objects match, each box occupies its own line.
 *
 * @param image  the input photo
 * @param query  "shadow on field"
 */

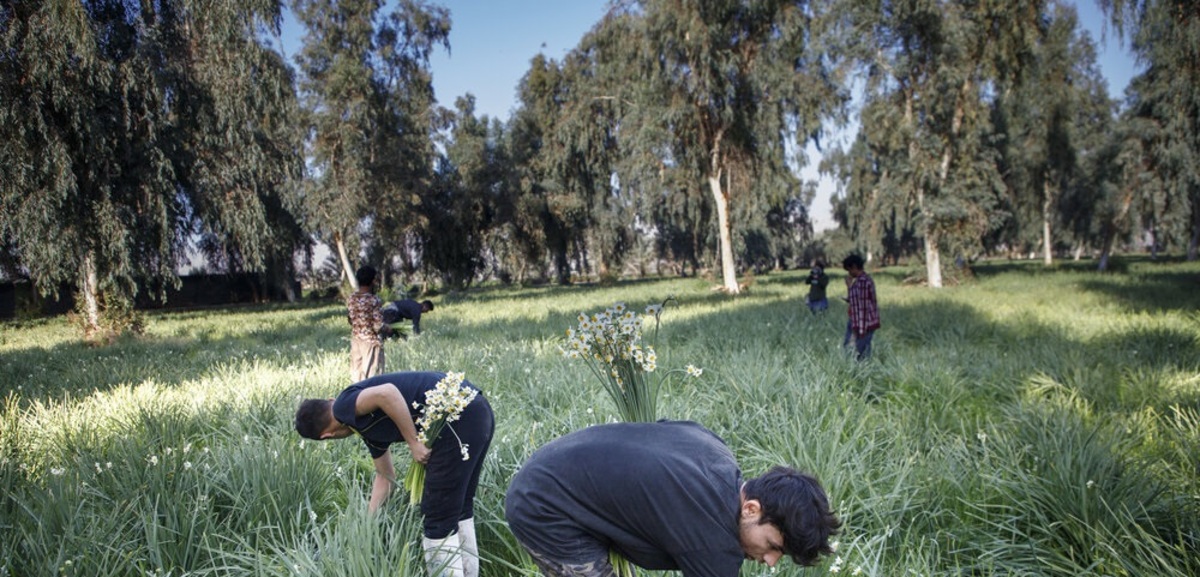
xmin=1 ymin=301 xmax=348 ymax=406
xmin=1076 ymin=270 xmax=1200 ymax=314
xmin=972 ymin=257 xmax=1200 ymax=312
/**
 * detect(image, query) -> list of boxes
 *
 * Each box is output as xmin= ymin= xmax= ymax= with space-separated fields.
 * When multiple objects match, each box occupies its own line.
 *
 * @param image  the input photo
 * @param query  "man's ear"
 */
xmin=742 ymin=498 xmax=763 ymax=522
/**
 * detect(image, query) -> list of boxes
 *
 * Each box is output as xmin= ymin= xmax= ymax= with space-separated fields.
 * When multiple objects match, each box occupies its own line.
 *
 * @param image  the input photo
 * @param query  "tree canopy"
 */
xmin=0 ymin=0 xmax=303 ymax=336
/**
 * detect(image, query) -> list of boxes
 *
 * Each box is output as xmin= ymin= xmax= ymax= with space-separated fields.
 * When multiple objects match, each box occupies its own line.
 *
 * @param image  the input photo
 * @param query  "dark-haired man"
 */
xmin=347 ymin=266 xmax=388 ymax=381
xmin=505 ymin=420 xmax=840 ymax=577
xmin=383 ymin=299 xmax=435 ymax=337
xmin=841 ymin=254 xmax=880 ymax=361
xmin=295 ymin=371 xmax=494 ymax=577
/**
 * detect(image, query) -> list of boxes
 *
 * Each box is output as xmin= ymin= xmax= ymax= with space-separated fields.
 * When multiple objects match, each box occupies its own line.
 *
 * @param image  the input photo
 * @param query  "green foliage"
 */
xmin=2 ymin=250 xmax=1199 ymax=576
xmin=291 ymin=0 xmax=450 ymax=286
xmin=0 ymin=1 xmax=305 ymax=335
xmin=1103 ymin=0 xmax=1200 ymax=259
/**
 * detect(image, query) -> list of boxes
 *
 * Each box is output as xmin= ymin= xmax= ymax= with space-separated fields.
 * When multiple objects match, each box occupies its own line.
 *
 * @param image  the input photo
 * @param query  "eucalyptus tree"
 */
xmin=554 ymin=45 xmax=633 ymax=281
xmin=993 ymin=4 xmax=1112 ymax=264
xmin=840 ymin=0 xmax=1048 ymax=286
xmin=290 ymin=0 xmax=449 ymax=289
xmin=421 ymin=95 xmax=498 ymax=289
xmin=506 ymin=54 xmax=586 ymax=284
xmin=171 ymin=5 xmax=307 ymax=298
xmin=0 ymin=0 xmax=302 ymax=336
xmin=1071 ymin=114 xmax=1150 ymax=270
xmin=591 ymin=0 xmax=844 ymax=294
xmin=1100 ymin=0 xmax=1199 ymax=259
xmin=826 ymin=104 xmax=922 ymax=265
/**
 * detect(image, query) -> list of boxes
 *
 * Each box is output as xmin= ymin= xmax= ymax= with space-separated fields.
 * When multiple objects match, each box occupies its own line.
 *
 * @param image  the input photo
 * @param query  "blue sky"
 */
xmin=278 ymin=0 xmax=1138 ymax=231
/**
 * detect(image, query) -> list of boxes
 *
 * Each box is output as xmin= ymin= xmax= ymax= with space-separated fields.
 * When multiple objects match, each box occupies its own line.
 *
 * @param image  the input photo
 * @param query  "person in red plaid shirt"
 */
xmin=841 ymin=254 xmax=880 ymax=360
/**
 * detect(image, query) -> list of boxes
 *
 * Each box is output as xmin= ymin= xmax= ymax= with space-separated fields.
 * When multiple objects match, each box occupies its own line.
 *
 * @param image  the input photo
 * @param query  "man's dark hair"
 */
xmin=294 ymin=399 xmax=335 ymax=440
xmin=355 ymin=266 xmax=377 ymax=287
xmin=421 ymin=300 xmax=435 ymax=312
xmin=743 ymin=466 xmax=841 ymax=567
xmin=841 ymin=254 xmax=865 ymax=270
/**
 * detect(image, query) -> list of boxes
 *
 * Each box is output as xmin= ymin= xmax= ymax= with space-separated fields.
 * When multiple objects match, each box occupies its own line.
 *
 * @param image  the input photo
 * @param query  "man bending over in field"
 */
xmin=295 ymin=371 xmax=494 ymax=577
xmin=382 ymin=298 xmax=435 ymax=337
xmin=505 ymin=420 xmax=840 ymax=577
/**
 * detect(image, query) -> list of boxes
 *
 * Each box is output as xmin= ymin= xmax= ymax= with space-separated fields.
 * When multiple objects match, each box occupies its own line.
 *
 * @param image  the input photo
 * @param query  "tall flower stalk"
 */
xmin=563 ymin=301 xmax=666 ymax=422
xmin=403 ymin=372 xmax=477 ymax=504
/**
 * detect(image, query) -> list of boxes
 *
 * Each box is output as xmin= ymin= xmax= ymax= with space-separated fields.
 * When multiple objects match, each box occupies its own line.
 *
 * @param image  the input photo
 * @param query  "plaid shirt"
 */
xmin=847 ymin=273 xmax=880 ymax=336
xmin=347 ymin=291 xmax=383 ymax=343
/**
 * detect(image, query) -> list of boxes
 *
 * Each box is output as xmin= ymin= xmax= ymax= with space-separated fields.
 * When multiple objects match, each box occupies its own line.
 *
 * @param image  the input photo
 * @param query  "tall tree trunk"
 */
xmin=708 ymin=174 xmax=739 ymax=294
xmin=334 ymin=231 xmax=358 ymax=291
xmin=928 ymin=77 xmax=972 ymax=288
xmin=905 ymin=84 xmax=943 ymax=288
xmin=1098 ymin=188 xmax=1135 ymax=272
xmin=1042 ymin=180 xmax=1054 ymax=266
xmin=707 ymin=130 xmax=739 ymax=294
xmin=80 ymin=252 xmax=101 ymax=336
xmin=923 ymin=223 xmax=943 ymax=287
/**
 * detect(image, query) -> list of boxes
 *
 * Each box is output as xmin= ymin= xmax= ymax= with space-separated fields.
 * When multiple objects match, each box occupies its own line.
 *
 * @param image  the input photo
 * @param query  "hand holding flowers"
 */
xmin=403 ymin=372 xmax=478 ymax=504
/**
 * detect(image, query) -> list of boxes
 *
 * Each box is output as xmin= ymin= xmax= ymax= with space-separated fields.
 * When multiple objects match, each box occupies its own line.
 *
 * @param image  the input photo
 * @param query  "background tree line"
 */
xmin=2 ymin=0 xmax=1196 ymax=335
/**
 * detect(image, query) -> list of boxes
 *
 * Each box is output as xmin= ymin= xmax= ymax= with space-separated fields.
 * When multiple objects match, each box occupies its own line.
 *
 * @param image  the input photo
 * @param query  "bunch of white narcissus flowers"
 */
xmin=413 ymin=371 xmax=478 ymax=459
xmin=563 ymin=302 xmax=659 ymax=384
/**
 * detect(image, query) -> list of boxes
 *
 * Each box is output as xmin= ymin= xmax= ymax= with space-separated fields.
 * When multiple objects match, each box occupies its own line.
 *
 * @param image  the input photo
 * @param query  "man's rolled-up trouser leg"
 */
xmin=522 ymin=545 xmax=617 ymax=577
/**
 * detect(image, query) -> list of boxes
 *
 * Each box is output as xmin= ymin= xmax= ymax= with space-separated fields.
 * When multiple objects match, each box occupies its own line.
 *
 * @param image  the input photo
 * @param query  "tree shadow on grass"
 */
xmin=972 ymin=256 xmax=1200 ymax=314
xmin=0 ymin=301 xmax=349 ymax=406
xmin=1076 ymin=269 xmax=1200 ymax=314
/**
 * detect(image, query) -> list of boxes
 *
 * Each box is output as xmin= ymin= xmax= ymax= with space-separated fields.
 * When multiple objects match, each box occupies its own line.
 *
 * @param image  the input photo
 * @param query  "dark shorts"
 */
xmin=420 ymin=395 xmax=494 ymax=538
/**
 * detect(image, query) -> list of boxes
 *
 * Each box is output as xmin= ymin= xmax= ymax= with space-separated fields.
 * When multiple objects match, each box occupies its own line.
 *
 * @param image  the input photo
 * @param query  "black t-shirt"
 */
xmin=332 ymin=371 xmax=476 ymax=459
xmin=506 ymin=420 xmax=744 ymax=577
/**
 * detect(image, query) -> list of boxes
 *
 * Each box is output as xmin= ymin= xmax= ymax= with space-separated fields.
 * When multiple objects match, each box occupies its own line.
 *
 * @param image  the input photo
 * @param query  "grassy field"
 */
xmin=2 ymin=258 xmax=1198 ymax=577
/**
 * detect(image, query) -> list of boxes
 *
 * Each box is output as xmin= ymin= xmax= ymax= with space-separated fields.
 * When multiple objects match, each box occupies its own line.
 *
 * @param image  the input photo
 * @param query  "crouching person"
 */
xmin=505 ymin=420 xmax=840 ymax=577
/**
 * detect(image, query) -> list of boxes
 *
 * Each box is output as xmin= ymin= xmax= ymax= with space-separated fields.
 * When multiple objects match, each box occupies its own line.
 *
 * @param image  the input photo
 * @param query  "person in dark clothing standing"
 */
xmin=505 ymin=420 xmax=840 ymax=577
xmin=295 ymin=371 xmax=494 ymax=577
xmin=805 ymin=260 xmax=830 ymax=314
xmin=383 ymin=299 xmax=435 ymax=336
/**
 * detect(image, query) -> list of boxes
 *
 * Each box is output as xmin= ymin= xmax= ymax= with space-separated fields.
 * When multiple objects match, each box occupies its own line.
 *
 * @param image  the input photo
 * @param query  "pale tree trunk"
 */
xmin=334 ymin=231 xmax=359 ymax=291
xmin=1098 ymin=188 xmax=1135 ymax=271
xmin=1042 ymin=180 xmax=1054 ymax=266
xmin=707 ymin=129 xmax=739 ymax=294
xmin=904 ymin=86 xmax=944 ymax=287
xmin=80 ymin=252 xmax=102 ymax=335
xmin=708 ymin=174 xmax=739 ymax=294
xmin=927 ymin=77 xmax=972 ymax=288
xmin=924 ymin=223 xmax=943 ymax=287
